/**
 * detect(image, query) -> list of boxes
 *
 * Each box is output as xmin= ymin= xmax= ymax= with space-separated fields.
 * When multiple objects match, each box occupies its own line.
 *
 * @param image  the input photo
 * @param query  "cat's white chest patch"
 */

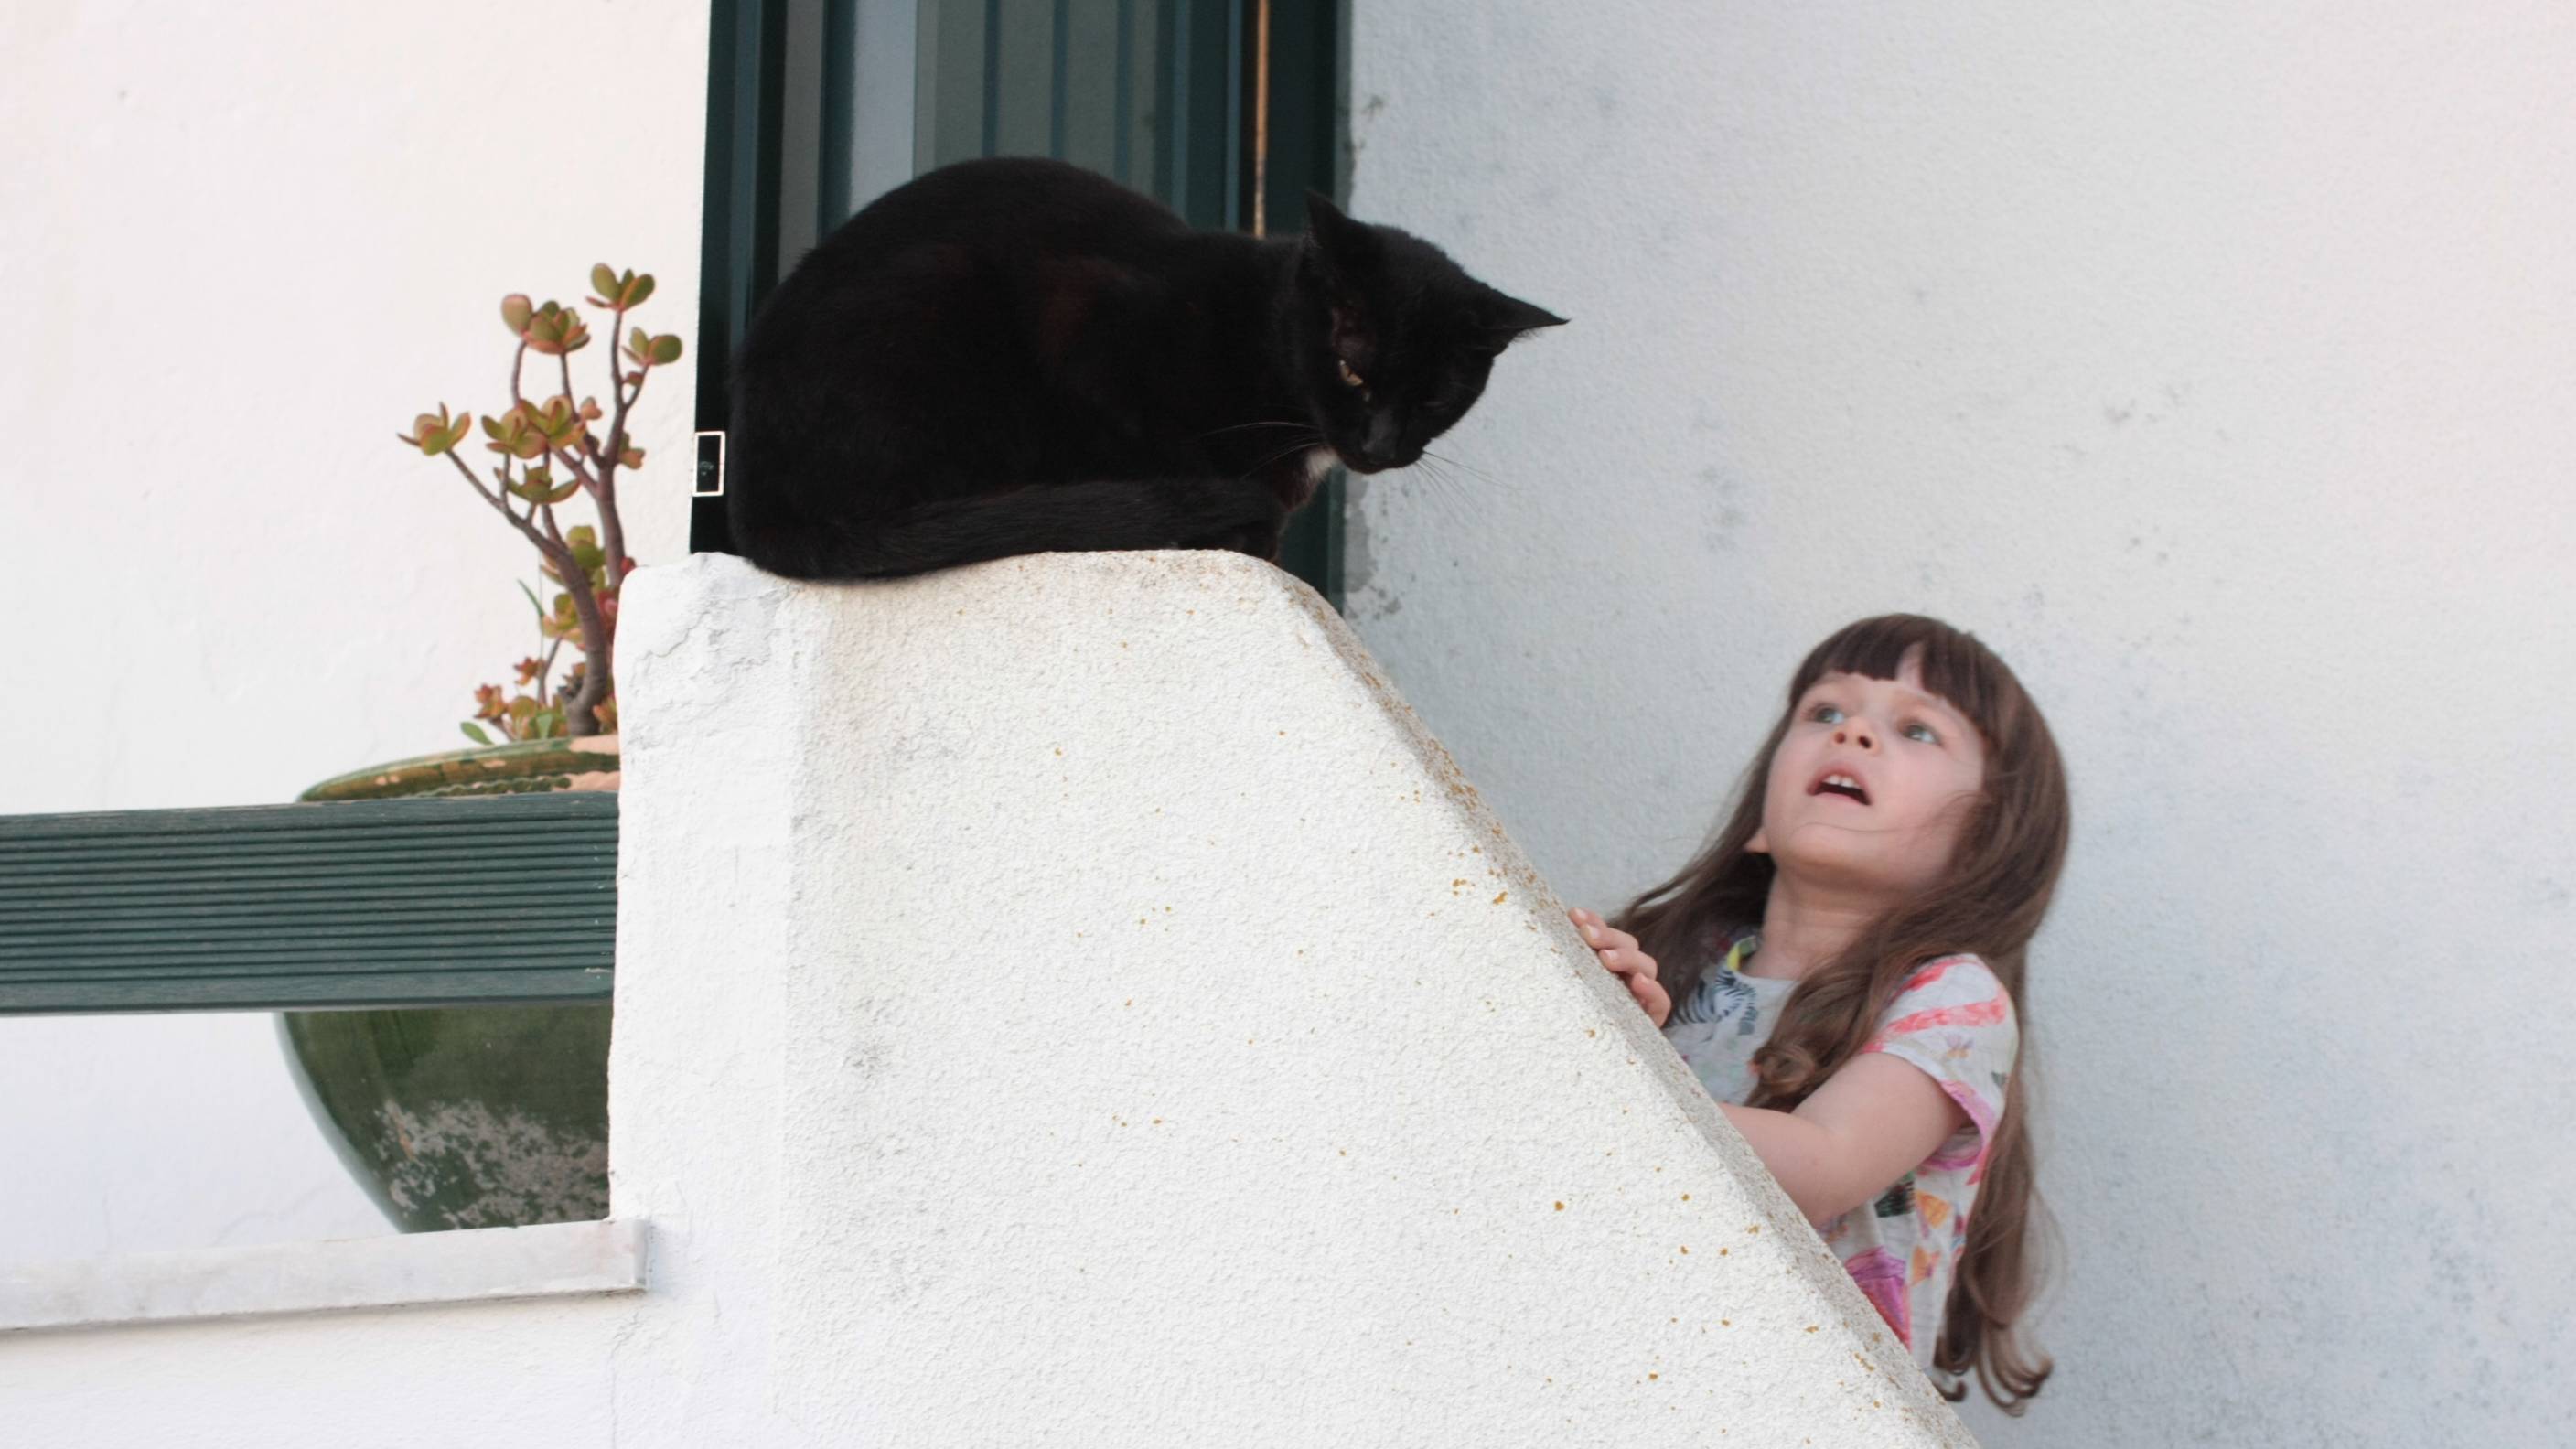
xmin=1304 ymin=446 xmax=1337 ymax=484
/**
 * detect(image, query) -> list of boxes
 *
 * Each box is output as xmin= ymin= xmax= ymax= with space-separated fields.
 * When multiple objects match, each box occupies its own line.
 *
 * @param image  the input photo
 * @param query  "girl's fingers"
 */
xmin=1572 ymin=908 xmax=1669 ymax=1025
xmin=1607 ymin=932 xmax=1648 ymax=971
xmin=1570 ymin=909 xmax=1643 ymax=961
xmin=1575 ymin=910 xmax=1662 ymax=994
xmin=1595 ymin=943 xmax=1657 ymax=981
xmin=1597 ymin=947 xmax=1660 ymax=983
xmin=1627 ymin=971 xmax=1672 ymax=1026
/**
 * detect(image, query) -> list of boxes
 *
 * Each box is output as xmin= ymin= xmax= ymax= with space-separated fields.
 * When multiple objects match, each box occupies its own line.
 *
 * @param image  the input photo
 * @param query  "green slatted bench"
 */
xmin=0 ymin=794 xmax=616 ymax=1014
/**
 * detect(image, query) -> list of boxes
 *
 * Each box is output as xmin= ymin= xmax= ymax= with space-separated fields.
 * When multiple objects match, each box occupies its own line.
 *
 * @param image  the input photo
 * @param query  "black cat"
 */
xmin=724 ymin=157 xmax=1563 ymax=580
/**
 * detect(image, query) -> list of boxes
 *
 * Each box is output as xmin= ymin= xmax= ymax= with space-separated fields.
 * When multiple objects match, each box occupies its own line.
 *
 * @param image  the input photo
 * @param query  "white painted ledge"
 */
xmin=0 ymin=1218 xmax=645 ymax=1334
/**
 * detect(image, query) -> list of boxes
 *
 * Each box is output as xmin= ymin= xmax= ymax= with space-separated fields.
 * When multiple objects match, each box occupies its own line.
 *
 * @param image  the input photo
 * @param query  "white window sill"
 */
xmin=0 ymin=1218 xmax=645 ymax=1335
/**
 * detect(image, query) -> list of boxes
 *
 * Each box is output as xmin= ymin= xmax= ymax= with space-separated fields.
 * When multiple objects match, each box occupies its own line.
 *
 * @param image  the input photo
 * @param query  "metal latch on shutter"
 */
xmin=693 ymin=430 xmax=725 ymax=497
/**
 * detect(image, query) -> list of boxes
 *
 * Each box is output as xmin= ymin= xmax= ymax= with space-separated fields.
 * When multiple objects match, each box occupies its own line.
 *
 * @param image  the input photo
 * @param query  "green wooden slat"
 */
xmin=0 ymin=820 xmax=617 ymax=851
xmin=0 ymin=969 xmax=609 ymax=1014
xmin=0 ymin=794 xmax=617 ymax=1014
xmin=1 ymin=932 xmax=609 ymax=959
xmin=0 ymin=850 xmax=606 ymax=883
xmin=0 ymin=900 xmax=596 ymax=930
xmin=5 ymin=962 xmax=604 ymax=988
xmin=0 ymin=812 xmax=617 ymax=843
xmin=0 ymin=876 xmax=600 ymax=907
xmin=0 ymin=792 xmax=615 ymax=836
xmin=0 ymin=820 xmax=617 ymax=850
xmin=0 ymin=861 xmax=606 ymax=896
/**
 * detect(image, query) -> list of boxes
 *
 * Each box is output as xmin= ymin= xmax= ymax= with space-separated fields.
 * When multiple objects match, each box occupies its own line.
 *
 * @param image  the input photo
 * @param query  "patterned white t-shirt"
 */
xmin=1662 ymin=930 xmax=2017 ymax=1367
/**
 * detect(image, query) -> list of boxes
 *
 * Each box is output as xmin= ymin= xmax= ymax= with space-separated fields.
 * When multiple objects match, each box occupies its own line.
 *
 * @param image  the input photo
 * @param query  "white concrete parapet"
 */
xmin=606 ymin=551 xmax=1975 ymax=1445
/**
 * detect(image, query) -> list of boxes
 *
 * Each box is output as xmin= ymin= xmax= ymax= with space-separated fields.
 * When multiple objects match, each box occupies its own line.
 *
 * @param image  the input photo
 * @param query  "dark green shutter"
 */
xmin=0 ymin=795 xmax=617 ymax=1014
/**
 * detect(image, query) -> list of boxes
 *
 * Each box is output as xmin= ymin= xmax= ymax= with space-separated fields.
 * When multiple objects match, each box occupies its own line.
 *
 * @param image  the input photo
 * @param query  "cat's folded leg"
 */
xmin=743 ymin=477 xmax=1292 ymax=580
xmin=1178 ymin=480 xmax=1290 ymax=564
xmin=1202 ymin=509 xmax=1286 ymax=564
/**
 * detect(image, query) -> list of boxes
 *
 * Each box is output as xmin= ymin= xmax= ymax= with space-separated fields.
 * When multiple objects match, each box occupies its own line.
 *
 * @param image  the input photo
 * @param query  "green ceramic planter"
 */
xmin=278 ymin=737 xmax=618 ymax=1232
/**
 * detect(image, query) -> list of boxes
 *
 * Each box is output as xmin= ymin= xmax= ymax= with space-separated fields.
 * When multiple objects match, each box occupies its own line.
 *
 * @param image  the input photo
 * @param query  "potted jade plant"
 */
xmin=277 ymin=266 xmax=682 ymax=1232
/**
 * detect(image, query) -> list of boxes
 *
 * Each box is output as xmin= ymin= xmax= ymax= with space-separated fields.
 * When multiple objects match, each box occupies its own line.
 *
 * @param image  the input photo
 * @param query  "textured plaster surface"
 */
xmin=0 ymin=0 xmax=709 ymax=1260
xmin=620 ymin=553 xmax=1976 ymax=1444
xmin=1344 ymin=5 xmax=2576 ymax=1444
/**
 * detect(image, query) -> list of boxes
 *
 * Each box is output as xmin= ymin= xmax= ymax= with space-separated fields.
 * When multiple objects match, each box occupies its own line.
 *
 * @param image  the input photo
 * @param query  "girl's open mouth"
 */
xmin=1809 ymin=771 xmax=1871 ymax=805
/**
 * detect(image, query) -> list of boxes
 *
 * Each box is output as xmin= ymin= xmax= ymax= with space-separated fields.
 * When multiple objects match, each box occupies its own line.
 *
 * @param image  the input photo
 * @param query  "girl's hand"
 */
xmin=1569 ymin=907 xmax=1669 ymax=1026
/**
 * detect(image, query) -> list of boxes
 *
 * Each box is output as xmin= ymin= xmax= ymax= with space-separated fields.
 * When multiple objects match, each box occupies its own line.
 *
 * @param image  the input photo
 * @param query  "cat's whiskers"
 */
xmin=1417 ymin=447 xmax=1523 ymax=499
xmin=1388 ymin=455 xmax=1478 ymax=531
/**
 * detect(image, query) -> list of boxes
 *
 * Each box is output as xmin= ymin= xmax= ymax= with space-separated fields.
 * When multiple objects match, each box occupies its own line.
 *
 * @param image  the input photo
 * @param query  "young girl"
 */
xmin=1567 ymin=614 xmax=2068 ymax=1413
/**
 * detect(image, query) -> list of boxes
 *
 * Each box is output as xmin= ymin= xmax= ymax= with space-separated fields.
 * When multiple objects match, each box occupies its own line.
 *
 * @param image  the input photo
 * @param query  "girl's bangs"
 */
xmin=1797 ymin=616 xmax=2011 ymax=743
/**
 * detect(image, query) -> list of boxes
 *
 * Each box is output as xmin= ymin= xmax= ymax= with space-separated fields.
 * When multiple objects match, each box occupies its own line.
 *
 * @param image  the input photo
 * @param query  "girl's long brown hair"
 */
xmin=1614 ymin=615 xmax=2070 ymax=1412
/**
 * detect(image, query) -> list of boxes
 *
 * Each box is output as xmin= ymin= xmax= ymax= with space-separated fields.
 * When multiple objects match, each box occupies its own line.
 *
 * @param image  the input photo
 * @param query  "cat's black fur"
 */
xmin=725 ymin=157 xmax=1563 ymax=580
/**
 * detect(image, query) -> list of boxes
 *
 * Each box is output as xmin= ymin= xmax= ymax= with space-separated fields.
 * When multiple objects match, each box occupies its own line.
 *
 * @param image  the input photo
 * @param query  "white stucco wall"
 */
xmin=5 ymin=553 xmax=1982 ymax=1445
xmin=0 ymin=1 xmax=707 ymax=1257
xmin=1347 ymin=5 xmax=2576 ymax=1444
xmin=14 ymin=1 xmax=2566 ymax=1433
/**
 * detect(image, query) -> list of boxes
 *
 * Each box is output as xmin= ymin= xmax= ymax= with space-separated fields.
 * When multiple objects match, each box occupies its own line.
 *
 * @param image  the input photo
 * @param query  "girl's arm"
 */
xmin=1564 ymin=907 xmax=1969 ymax=1226
xmin=1718 ymin=1055 xmax=1969 ymax=1225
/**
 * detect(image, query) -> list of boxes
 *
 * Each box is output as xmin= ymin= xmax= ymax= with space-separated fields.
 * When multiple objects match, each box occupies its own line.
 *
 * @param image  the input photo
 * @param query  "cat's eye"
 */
xmin=1336 ymin=358 xmax=1367 ymax=390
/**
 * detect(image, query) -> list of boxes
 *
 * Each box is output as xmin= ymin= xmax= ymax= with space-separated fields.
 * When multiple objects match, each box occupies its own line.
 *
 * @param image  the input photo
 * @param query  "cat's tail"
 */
xmin=733 ymin=478 xmax=1289 ymax=582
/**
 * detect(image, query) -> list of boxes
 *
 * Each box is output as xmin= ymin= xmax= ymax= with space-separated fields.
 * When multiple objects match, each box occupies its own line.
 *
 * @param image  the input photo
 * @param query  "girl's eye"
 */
xmin=1904 ymin=721 xmax=1940 ymax=745
xmin=1809 ymin=703 xmax=1844 ymax=724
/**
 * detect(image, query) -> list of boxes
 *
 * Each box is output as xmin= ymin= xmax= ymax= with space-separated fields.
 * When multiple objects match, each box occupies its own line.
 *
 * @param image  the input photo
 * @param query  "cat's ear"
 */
xmin=1302 ymin=191 xmax=1375 ymax=274
xmin=1480 ymin=288 xmax=1569 ymax=348
xmin=1304 ymin=190 xmax=1351 ymax=242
